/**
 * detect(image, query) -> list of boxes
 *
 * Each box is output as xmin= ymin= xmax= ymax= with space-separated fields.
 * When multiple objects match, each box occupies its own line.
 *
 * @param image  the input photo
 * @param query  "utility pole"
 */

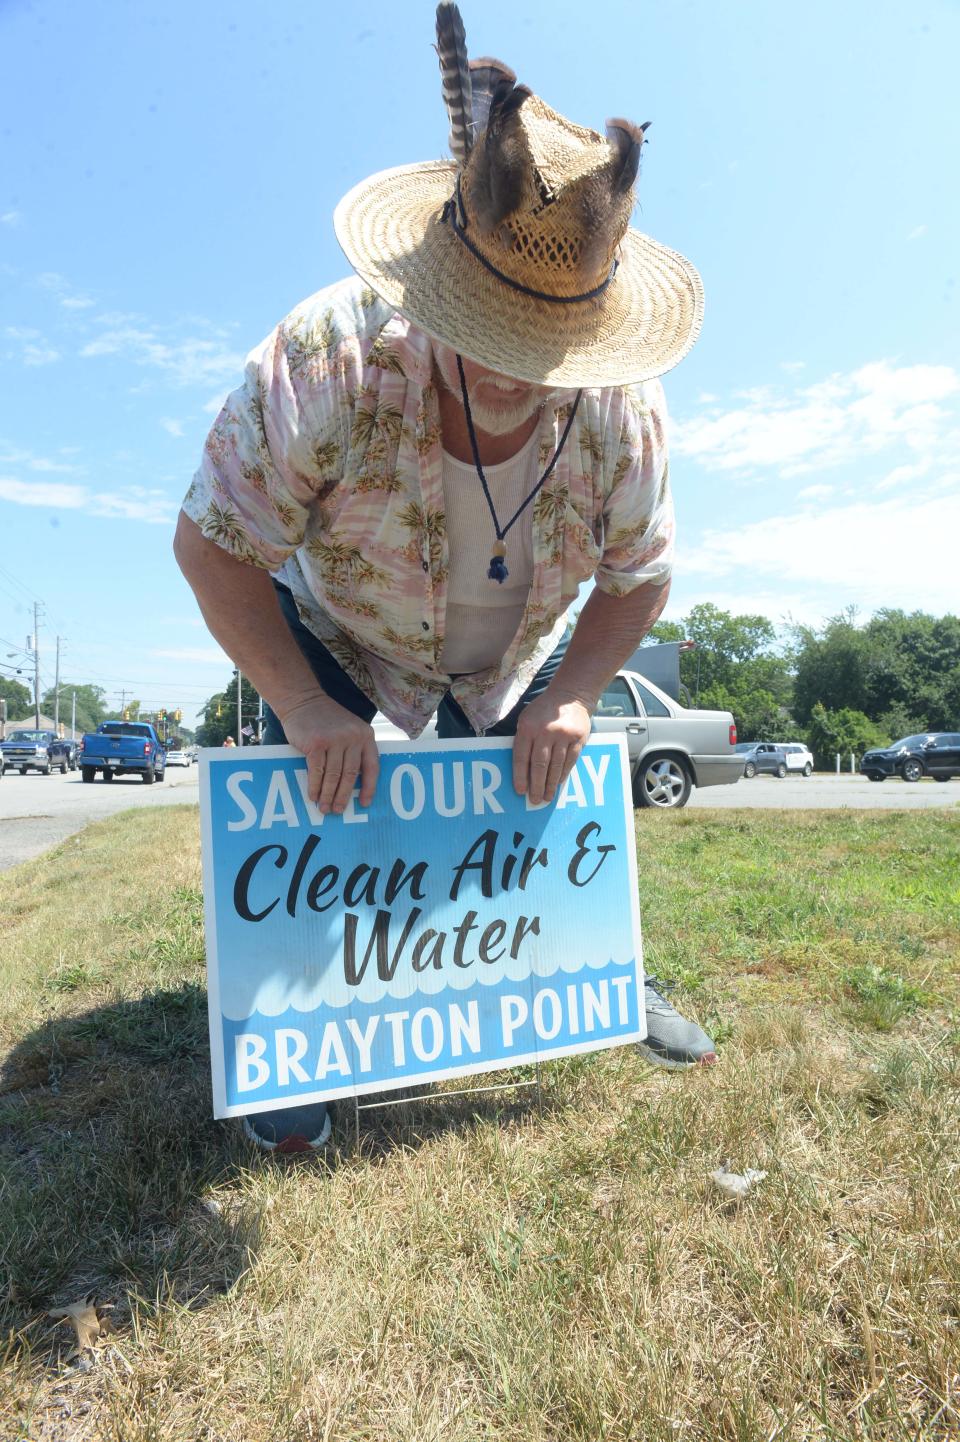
xmin=71 ymin=690 xmax=76 ymax=739
xmin=54 ymin=635 xmax=61 ymax=733
xmin=119 ymin=688 xmax=127 ymax=718
xmin=33 ymin=601 xmax=41 ymax=728
xmin=236 ymin=669 xmax=244 ymax=746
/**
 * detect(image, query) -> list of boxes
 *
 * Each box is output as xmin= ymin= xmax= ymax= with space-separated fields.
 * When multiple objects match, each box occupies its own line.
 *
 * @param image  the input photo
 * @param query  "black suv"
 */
xmin=860 ymin=733 xmax=960 ymax=783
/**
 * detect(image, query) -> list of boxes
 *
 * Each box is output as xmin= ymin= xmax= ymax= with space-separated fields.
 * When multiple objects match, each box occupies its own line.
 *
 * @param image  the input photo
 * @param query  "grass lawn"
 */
xmin=1 ymin=804 xmax=958 ymax=1441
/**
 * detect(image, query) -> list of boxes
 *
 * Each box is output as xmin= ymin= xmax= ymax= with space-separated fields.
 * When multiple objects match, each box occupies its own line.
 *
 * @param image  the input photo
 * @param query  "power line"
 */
xmin=0 ymin=562 xmax=43 ymax=603
xmin=58 ymin=672 xmax=229 ymax=692
xmin=0 ymin=634 xmax=31 ymax=652
xmin=0 ymin=579 xmax=34 ymax=610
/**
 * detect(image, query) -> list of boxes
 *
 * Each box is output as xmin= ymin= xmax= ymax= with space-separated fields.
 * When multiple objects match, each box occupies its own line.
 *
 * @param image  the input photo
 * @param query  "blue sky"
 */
xmin=2 ymin=0 xmax=957 ymax=726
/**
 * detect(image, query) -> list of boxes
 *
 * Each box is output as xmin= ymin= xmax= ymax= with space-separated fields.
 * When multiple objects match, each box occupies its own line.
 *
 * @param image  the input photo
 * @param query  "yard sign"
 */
xmin=199 ymin=736 xmax=645 ymax=1118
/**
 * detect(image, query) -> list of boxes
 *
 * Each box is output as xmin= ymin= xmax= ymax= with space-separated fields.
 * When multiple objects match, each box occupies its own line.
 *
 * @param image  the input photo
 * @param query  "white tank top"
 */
xmin=440 ymin=426 xmax=539 ymax=674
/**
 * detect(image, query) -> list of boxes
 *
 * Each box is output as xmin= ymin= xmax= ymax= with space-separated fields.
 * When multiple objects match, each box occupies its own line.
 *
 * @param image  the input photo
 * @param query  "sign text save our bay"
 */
xmin=199 ymin=736 xmax=646 ymax=1117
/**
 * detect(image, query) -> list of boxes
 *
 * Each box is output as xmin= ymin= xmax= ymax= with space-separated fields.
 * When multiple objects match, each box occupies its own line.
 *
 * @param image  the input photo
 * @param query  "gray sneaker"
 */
xmin=241 ymin=1102 xmax=333 ymax=1155
xmin=638 ymin=977 xmax=717 ymax=1069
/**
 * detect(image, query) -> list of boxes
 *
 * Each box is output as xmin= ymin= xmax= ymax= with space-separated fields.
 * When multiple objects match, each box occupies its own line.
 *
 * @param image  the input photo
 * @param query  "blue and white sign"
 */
xmin=199 ymin=737 xmax=645 ymax=1118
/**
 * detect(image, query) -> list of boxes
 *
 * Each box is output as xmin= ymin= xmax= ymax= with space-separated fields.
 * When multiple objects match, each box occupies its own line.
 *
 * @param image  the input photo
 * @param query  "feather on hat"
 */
xmin=334 ymin=3 xmax=702 ymax=387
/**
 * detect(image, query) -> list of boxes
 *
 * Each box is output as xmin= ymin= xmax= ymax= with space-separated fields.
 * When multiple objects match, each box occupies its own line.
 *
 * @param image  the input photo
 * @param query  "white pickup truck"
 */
xmin=374 ymin=668 xmax=743 ymax=811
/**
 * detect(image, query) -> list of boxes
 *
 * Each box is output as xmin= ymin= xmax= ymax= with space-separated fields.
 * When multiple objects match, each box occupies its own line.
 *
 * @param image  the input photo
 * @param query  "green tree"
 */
xmin=39 ymin=683 xmax=108 ymax=734
xmin=0 ymin=675 xmax=33 ymax=720
xmin=697 ymin=680 xmax=785 ymax=741
xmin=197 ymin=675 xmax=262 ymax=747
xmin=806 ymin=702 xmax=888 ymax=768
xmin=647 ymin=603 xmax=793 ymax=734
xmin=793 ymin=608 xmax=960 ymax=732
xmin=861 ymin=609 xmax=960 ymax=730
xmin=791 ymin=609 xmax=870 ymax=724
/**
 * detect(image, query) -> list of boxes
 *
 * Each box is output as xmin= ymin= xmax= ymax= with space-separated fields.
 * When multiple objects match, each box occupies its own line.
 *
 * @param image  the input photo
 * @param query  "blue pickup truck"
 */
xmin=79 ymin=721 xmax=167 ymax=784
xmin=0 ymin=729 xmax=75 ymax=775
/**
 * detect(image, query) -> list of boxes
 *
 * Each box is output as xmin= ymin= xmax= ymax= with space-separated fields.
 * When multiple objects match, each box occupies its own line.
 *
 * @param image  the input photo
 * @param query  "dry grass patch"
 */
xmin=1 ymin=806 xmax=958 ymax=1440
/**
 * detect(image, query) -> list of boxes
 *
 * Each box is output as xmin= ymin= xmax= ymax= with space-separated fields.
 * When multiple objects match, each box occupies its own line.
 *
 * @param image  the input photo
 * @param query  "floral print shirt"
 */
xmin=182 ymin=276 xmax=674 ymax=737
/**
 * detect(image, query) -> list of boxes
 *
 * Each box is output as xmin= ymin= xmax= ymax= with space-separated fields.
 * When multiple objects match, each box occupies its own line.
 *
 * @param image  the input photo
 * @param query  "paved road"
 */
xmin=690 ymin=772 xmax=960 ymax=810
xmin=1 ymin=765 xmax=957 ymax=872
xmin=0 ymin=764 xmax=201 ymax=871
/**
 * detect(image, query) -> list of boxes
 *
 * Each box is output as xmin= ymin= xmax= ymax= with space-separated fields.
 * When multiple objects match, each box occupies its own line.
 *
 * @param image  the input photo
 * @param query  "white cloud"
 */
xmin=907 ymin=225 xmax=928 ymax=241
xmin=4 ymin=326 xmax=60 ymax=366
xmin=796 ymin=483 xmax=833 ymax=500
xmin=33 ymin=271 xmax=97 ymax=311
xmin=0 ymin=446 xmax=81 ymax=474
xmin=873 ymin=461 xmax=930 ymax=493
xmin=203 ymin=392 xmax=228 ymax=415
xmin=1 ymin=210 xmax=20 ymax=227
xmin=23 ymin=344 xmax=60 ymax=366
xmin=779 ymin=361 xmax=806 ymax=373
xmin=0 ymin=475 xmax=177 ymax=524
xmin=0 ymin=479 xmax=84 ymax=508
xmin=673 ymin=360 xmax=960 ymax=478
xmin=664 ymin=587 xmax=825 ymax=629
xmin=680 ymin=491 xmax=960 ymax=616
xmin=161 ymin=418 xmax=185 ymax=438
xmin=80 ymin=326 xmax=245 ymax=388
xmin=151 ymin=646 xmax=232 ymax=664
xmin=93 ymin=310 xmax=147 ymax=327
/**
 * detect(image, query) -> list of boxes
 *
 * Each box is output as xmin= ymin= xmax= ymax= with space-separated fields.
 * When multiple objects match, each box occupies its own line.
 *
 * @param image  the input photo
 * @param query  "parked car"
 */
xmin=78 ymin=721 xmax=167 ymax=783
xmin=860 ymin=732 xmax=960 ymax=783
xmin=60 ymin=738 xmax=79 ymax=771
xmin=373 ymin=669 xmax=742 ymax=810
xmin=166 ymin=749 xmax=191 ymax=767
xmin=0 ymin=729 xmax=73 ymax=774
xmin=734 ymin=742 xmax=789 ymax=779
xmin=0 ymin=748 xmax=5 ymax=779
xmin=779 ymin=743 xmax=814 ymax=776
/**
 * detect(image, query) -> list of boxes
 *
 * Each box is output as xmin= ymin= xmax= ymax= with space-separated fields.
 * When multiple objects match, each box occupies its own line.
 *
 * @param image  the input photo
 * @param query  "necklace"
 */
xmin=455 ymin=354 xmax=583 ymax=584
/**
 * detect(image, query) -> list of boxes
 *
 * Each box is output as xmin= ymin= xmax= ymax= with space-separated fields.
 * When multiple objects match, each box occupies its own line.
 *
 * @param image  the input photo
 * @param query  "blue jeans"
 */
xmin=262 ymin=582 xmax=569 ymax=744
xmin=246 ymin=584 xmax=568 ymax=1146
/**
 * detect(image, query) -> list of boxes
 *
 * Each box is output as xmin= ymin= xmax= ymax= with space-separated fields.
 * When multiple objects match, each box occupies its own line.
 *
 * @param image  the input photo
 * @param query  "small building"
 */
xmin=3 ymin=711 xmax=64 ymax=738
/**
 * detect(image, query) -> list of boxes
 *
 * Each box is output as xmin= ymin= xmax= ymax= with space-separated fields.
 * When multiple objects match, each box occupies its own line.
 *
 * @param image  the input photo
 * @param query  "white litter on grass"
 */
xmin=710 ymin=1160 xmax=768 ymax=1201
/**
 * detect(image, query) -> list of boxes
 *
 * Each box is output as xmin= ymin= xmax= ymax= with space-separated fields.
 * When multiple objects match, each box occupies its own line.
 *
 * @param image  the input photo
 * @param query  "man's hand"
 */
xmin=279 ymin=693 xmax=380 ymax=813
xmin=511 ymin=690 xmax=592 ymax=806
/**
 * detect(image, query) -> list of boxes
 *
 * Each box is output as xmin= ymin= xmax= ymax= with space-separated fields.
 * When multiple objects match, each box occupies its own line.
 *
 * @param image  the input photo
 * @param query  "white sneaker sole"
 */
xmin=637 ymin=1042 xmax=717 ymax=1071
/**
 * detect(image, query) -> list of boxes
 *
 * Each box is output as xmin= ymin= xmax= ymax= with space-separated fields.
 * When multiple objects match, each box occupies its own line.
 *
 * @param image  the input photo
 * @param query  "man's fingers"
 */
xmin=512 ymin=727 xmax=533 ymax=795
xmin=330 ymin=744 xmax=363 ymax=813
xmin=526 ymin=740 xmax=553 ymax=805
xmin=558 ymin=739 xmax=584 ymax=790
xmin=306 ymin=748 xmax=328 ymax=806
xmin=358 ymin=735 xmax=380 ymax=807
xmin=542 ymin=742 xmax=569 ymax=802
xmin=317 ymin=748 xmax=345 ymax=813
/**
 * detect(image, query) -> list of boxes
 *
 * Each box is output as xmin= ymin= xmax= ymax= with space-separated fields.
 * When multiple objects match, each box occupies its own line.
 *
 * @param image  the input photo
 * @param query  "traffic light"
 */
xmin=174 ymin=709 xmax=182 ymax=722
xmin=123 ymin=709 xmax=130 ymax=721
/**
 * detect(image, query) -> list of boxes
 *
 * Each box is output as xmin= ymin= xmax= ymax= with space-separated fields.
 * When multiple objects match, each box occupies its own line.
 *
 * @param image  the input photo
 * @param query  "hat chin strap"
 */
xmin=441 ymin=180 xmax=619 ymax=306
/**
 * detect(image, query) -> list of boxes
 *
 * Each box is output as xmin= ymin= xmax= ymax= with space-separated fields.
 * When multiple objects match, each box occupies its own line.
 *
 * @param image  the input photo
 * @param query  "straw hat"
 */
xmin=334 ymin=17 xmax=702 ymax=389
